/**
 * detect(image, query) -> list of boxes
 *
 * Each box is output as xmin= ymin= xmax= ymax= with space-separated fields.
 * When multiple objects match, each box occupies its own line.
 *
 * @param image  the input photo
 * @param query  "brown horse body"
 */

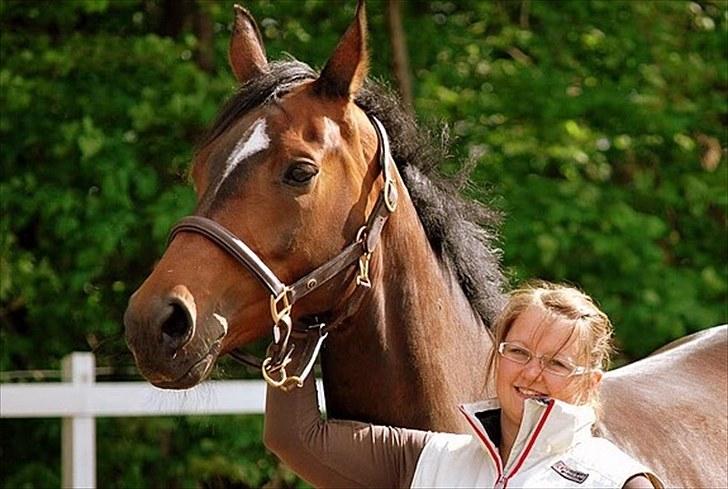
xmin=599 ymin=325 xmax=727 ymax=488
xmin=124 ymin=4 xmax=727 ymax=487
xmin=319 ymin=174 xmax=494 ymax=432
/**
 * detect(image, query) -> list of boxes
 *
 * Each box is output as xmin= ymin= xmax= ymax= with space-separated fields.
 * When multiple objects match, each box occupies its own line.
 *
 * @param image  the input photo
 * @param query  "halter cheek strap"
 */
xmin=168 ymin=114 xmax=397 ymax=390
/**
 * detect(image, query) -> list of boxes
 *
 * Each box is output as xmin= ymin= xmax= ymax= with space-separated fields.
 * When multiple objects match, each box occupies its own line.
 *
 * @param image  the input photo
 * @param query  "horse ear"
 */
xmin=314 ymin=0 xmax=369 ymax=99
xmin=228 ymin=4 xmax=268 ymax=84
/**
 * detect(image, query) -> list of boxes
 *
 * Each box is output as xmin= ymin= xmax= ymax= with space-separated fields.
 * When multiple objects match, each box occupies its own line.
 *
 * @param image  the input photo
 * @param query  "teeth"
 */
xmin=517 ymin=387 xmax=545 ymax=397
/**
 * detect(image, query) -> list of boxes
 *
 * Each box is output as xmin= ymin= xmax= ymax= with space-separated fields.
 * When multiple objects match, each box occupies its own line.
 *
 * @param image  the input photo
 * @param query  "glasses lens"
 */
xmin=500 ymin=343 xmax=585 ymax=376
xmin=543 ymin=357 xmax=574 ymax=376
xmin=500 ymin=343 xmax=531 ymax=364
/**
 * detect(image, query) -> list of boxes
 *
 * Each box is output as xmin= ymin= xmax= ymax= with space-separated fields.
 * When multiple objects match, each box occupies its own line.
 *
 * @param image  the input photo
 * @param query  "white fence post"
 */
xmin=61 ymin=353 xmax=96 ymax=489
xmin=1 ymin=352 xmax=323 ymax=487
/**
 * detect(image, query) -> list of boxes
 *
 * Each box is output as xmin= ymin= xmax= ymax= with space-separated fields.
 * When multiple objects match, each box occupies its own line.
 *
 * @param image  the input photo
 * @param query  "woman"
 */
xmin=264 ymin=282 xmax=663 ymax=488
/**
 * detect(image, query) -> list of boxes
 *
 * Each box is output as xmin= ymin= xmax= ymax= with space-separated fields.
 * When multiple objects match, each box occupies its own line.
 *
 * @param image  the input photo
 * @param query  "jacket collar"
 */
xmin=459 ymin=397 xmax=596 ymax=476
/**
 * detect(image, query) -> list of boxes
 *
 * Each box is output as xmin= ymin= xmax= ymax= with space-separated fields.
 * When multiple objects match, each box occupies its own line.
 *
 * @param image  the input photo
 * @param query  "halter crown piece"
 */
xmin=168 ymin=114 xmax=398 ymax=390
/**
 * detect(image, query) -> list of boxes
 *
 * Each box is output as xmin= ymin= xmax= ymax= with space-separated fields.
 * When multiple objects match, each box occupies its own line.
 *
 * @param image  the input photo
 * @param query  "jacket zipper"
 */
xmin=459 ymin=399 xmax=555 ymax=488
xmin=494 ymin=475 xmax=507 ymax=489
xmin=497 ymin=399 xmax=555 ymax=488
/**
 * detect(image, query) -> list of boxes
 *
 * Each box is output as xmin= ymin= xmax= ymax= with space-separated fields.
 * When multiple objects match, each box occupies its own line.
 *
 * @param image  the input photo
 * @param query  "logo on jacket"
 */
xmin=551 ymin=460 xmax=589 ymax=484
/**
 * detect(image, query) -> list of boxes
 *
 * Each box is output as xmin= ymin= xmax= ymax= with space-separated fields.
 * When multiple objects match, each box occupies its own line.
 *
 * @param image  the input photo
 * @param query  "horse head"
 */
xmin=124 ymin=2 xmax=384 ymax=389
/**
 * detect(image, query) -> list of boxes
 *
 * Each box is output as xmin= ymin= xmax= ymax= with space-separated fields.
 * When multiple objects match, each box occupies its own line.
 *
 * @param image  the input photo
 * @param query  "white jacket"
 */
xmin=411 ymin=397 xmax=664 ymax=488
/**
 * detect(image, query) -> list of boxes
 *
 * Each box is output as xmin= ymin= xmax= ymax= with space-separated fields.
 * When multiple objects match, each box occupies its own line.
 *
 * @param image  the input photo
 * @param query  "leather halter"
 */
xmin=168 ymin=114 xmax=398 ymax=390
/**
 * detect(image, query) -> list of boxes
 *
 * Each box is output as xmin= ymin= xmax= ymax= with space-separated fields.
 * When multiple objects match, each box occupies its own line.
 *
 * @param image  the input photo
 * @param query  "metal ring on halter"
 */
xmin=270 ymin=287 xmax=293 ymax=344
xmin=384 ymin=178 xmax=398 ymax=212
xmin=354 ymin=226 xmax=372 ymax=287
xmin=355 ymin=226 xmax=368 ymax=250
xmin=270 ymin=287 xmax=293 ymax=325
xmin=262 ymin=357 xmax=303 ymax=390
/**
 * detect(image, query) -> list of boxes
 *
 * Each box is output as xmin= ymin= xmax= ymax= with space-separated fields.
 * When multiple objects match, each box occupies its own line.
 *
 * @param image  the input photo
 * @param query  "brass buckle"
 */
xmin=262 ymin=356 xmax=303 ymax=391
xmin=270 ymin=287 xmax=293 ymax=343
xmin=384 ymin=177 xmax=398 ymax=212
xmin=355 ymin=227 xmax=372 ymax=287
xmin=356 ymin=252 xmax=372 ymax=288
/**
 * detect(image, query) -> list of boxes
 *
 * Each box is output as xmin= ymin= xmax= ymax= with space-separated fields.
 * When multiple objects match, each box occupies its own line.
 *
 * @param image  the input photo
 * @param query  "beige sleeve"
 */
xmin=264 ymin=376 xmax=431 ymax=488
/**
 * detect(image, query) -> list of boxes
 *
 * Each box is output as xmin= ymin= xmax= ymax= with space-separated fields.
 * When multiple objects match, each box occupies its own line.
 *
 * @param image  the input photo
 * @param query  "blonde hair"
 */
xmin=486 ymin=281 xmax=614 ymax=410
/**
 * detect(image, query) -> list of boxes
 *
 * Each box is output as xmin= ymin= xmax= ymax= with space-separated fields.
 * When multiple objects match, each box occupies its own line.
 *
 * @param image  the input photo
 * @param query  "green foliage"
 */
xmin=95 ymin=415 xmax=303 ymax=489
xmin=412 ymin=0 xmax=726 ymax=356
xmin=1 ymin=0 xmax=725 ymax=487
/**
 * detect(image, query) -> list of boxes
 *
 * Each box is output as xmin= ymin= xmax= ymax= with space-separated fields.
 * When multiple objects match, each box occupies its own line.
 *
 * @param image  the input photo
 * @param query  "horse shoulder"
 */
xmin=597 ymin=325 xmax=727 ymax=488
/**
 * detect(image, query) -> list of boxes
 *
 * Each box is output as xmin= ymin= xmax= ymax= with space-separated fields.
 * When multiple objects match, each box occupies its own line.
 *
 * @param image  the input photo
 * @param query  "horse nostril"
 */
xmin=160 ymin=302 xmax=194 ymax=352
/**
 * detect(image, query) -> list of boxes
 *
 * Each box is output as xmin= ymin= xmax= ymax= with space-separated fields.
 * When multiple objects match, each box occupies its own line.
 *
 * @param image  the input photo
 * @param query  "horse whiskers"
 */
xmin=91 ymin=333 xmax=129 ymax=357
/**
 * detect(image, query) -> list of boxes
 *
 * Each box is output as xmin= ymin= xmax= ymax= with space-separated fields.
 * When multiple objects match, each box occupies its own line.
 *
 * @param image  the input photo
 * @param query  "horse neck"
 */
xmin=321 ymin=183 xmax=494 ymax=432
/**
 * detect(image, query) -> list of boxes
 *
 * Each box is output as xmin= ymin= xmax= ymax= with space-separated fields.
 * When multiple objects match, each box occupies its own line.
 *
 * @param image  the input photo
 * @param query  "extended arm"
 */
xmin=264 ymin=376 xmax=431 ymax=488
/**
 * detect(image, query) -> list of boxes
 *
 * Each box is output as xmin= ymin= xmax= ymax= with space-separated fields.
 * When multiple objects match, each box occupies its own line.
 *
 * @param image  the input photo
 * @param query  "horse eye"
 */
xmin=283 ymin=161 xmax=319 ymax=186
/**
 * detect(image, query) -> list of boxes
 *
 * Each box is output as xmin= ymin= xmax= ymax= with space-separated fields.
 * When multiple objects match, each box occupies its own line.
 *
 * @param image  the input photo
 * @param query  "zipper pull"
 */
xmin=493 ymin=475 xmax=506 ymax=489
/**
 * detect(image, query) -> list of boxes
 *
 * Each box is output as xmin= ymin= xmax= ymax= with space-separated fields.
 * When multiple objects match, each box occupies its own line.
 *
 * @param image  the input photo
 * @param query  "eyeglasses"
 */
xmin=498 ymin=342 xmax=591 ymax=377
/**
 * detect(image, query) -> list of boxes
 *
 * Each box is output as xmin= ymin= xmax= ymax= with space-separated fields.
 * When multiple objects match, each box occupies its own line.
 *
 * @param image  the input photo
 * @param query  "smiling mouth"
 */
xmin=515 ymin=386 xmax=548 ymax=399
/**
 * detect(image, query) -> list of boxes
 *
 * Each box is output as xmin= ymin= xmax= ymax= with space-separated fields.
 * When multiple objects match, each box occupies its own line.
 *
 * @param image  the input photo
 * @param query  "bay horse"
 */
xmin=124 ymin=3 xmax=727 ymax=487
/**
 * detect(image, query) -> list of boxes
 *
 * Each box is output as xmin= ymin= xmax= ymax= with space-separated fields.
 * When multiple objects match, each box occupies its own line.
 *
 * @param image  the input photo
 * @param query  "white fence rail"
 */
xmin=0 ymin=352 xmax=317 ymax=489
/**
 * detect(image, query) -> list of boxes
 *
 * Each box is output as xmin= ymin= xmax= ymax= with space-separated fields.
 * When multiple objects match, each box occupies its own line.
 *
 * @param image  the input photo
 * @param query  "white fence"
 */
xmin=0 ymin=352 xmax=322 ymax=489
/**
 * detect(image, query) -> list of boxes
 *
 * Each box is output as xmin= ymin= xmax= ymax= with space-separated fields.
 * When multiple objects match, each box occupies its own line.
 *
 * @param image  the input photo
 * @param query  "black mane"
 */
xmin=201 ymin=61 xmax=506 ymax=326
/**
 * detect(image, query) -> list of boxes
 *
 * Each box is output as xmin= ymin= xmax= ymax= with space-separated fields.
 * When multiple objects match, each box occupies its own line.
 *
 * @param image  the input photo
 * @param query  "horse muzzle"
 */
xmin=124 ymin=284 xmax=224 ymax=389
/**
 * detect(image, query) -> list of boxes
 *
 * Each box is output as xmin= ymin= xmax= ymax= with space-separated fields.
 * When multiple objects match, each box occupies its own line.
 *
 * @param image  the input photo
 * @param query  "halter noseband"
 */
xmin=168 ymin=114 xmax=398 ymax=390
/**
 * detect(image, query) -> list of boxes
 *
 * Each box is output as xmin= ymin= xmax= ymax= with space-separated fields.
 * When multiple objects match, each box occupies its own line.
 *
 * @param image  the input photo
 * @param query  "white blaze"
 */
xmin=221 ymin=118 xmax=270 ymax=183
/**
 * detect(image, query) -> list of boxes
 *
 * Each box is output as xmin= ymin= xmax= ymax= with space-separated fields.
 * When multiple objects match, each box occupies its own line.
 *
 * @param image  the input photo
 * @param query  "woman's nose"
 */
xmin=521 ymin=356 xmax=545 ymax=380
